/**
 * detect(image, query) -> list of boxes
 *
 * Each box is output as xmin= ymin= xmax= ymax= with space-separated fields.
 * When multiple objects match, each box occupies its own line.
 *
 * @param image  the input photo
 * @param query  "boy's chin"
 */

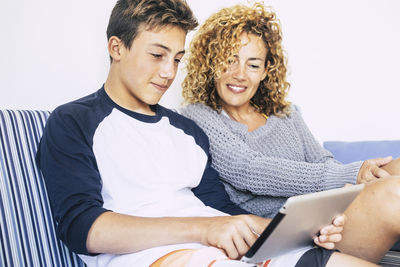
xmin=145 ymin=96 xmax=163 ymax=106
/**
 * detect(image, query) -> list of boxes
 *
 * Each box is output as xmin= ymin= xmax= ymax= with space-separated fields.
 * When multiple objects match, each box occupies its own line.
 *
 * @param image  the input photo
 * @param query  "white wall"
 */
xmin=1 ymin=0 xmax=399 ymax=142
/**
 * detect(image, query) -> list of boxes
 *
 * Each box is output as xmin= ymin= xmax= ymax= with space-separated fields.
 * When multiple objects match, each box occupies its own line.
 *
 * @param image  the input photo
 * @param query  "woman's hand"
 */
xmin=357 ymin=157 xmax=392 ymax=184
xmin=313 ymin=214 xmax=346 ymax=249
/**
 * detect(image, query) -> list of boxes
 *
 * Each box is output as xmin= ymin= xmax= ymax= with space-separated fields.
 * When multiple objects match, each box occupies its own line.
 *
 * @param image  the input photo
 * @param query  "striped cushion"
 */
xmin=0 ymin=110 xmax=85 ymax=267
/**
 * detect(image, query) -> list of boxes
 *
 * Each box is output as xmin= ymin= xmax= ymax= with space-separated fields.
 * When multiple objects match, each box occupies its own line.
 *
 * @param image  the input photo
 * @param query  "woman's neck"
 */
xmin=222 ymin=103 xmax=266 ymax=132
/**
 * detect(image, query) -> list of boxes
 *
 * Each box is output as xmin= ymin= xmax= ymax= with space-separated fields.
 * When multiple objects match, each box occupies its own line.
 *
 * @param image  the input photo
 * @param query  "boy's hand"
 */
xmin=313 ymin=214 xmax=346 ymax=249
xmin=200 ymin=215 xmax=270 ymax=259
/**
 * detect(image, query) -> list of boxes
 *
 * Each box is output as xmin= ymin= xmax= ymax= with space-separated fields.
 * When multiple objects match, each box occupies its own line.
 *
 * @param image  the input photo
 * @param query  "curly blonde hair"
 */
xmin=182 ymin=2 xmax=291 ymax=116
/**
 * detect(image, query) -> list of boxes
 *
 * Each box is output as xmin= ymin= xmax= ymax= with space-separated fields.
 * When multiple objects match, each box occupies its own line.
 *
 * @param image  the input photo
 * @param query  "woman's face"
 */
xmin=215 ymin=32 xmax=268 ymax=110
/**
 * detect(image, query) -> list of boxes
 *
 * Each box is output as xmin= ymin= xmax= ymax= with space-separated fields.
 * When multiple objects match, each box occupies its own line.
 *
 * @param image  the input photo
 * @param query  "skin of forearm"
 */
xmin=86 ymin=211 xmax=211 ymax=254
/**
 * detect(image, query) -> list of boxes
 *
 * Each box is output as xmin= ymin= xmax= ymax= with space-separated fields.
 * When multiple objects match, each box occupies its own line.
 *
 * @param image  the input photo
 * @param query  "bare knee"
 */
xmin=364 ymin=177 xmax=400 ymax=219
xmin=382 ymin=157 xmax=400 ymax=176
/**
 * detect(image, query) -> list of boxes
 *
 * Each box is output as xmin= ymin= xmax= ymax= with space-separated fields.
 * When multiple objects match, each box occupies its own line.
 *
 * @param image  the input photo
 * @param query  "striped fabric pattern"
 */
xmin=0 ymin=110 xmax=85 ymax=267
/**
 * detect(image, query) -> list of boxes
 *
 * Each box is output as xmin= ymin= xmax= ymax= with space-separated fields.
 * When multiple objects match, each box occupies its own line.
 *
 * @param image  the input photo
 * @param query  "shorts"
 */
xmin=295 ymin=247 xmax=335 ymax=267
xmin=151 ymin=246 xmax=335 ymax=267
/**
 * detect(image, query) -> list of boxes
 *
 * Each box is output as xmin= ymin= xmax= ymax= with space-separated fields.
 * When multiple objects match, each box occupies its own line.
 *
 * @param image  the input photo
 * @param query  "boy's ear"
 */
xmin=108 ymin=36 xmax=123 ymax=61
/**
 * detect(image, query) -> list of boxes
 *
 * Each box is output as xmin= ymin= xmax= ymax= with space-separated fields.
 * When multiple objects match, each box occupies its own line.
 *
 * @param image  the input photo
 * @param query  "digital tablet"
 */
xmin=241 ymin=184 xmax=365 ymax=264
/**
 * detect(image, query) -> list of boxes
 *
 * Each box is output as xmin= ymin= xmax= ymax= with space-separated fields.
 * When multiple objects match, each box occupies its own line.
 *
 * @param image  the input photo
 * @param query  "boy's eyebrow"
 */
xmin=151 ymin=43 xmax=185 ymax=55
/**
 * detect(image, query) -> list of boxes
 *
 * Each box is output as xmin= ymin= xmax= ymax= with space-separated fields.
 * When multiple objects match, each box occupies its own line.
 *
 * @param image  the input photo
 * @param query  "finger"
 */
xmin=231 ymin=216 xmax=259 ymax=247
xmin=314 ymin=239 xmax=335 ymax=250
xmin=220 ymin=239 xmax=239 ymax=260
xmin=320 ymin=224 xmax=343 ymax=235
xmin=325 ymin=225 xmax=344 ymax=235
xmin=314 ymin=236 xmax=335 ymax=249
xmin=361 ymin=173 xmax=378 ymax=183
xmin=232 ymin=234 xmax=250 ymax=258
xmin=315 ymin=234 xmax=342 ymax=250
xmin=370 ymin=156 xmax=393 ymax=167
xmin=323 ymin=233 xmax=342 ymax=243
xmin=240 ymin=225 xmax=259 ymax=248
xmin=332 ymin=214 xmax=346 ymax=227
xmin=372 ymin=167 xmax=391 ymax=178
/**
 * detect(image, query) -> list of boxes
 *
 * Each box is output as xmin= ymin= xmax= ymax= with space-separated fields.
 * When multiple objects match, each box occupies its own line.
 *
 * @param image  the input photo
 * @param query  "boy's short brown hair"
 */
xmin=107 ymin=0 xmax=198 ymax=50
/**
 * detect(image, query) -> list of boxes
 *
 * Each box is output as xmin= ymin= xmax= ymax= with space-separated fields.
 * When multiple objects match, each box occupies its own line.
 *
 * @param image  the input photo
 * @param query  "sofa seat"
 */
xmin=0 ymin=110 xmax=85 ymax=267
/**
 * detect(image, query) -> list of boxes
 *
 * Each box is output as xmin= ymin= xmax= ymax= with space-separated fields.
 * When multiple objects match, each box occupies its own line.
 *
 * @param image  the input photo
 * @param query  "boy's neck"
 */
xmin=104 ymin=71 xmax=156 ymax=116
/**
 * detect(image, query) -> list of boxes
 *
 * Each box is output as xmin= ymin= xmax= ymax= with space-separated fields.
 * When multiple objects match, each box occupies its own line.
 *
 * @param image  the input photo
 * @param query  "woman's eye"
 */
xmin=174 ymin=58 xmax=181 ymax=64
xmin=151 ymin=53 xmax=162 ymax=59
xmin=250 ymin=64 xmax=260 ymax=69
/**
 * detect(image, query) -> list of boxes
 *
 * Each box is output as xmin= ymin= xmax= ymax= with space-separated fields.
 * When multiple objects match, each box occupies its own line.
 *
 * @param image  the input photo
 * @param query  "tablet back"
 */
xmin=241 ymin=184 xmax=364 ymax=264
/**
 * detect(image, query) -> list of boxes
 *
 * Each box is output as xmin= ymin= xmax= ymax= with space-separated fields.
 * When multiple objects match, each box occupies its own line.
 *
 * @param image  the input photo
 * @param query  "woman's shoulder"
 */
xmin=180 ymin=103 xmax=220 ymax=119
xmin=278 ymin=104 xmax=301 ymax=119
xmin=270 ymin=104 xmax=305 ymax=127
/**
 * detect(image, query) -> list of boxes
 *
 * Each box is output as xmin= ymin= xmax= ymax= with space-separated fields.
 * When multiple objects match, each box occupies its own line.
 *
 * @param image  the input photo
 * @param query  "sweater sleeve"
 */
xmin=289 ymin=106 xmax=362 ymax=189
xmin=36 ymin=107 xmax=109 ymax=255
xmin=181 ymin=104 xmax=361 ymax=198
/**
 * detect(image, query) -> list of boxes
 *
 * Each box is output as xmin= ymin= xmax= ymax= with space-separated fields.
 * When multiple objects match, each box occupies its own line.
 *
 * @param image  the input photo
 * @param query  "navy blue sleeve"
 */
xmin=36 ymin=106 xmax=109 ymax=255
xmin=192 ymin=157 xmax=250 ymax=215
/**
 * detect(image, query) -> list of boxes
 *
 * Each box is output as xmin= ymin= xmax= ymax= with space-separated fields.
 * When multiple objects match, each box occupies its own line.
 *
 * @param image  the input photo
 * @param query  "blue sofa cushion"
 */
xmin=0 ymin=110 xmax=85 ymax=267
xmin=323 ymin=140 xmax=400 ymax=164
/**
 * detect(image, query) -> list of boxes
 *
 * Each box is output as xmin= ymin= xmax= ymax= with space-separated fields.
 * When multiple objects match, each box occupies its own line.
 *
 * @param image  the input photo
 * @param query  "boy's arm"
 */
xmin=86 ymin=211 xmax=270 ymax=259
xmin=36 ymin=108 xmax=109 ymax=255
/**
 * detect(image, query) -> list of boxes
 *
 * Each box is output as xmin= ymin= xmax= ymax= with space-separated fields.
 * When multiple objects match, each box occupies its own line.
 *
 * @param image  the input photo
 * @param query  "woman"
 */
xmin=181 ymin=2 xmax=400 ymax=263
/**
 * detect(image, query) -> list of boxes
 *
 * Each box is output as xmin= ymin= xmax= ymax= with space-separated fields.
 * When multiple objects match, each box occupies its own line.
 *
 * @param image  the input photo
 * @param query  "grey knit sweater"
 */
xmin=180 ymin=103 xmax=362 ymax=218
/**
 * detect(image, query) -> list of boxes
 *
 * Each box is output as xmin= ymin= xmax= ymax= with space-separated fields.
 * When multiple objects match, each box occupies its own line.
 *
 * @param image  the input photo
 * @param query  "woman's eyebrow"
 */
xmin=248 ymin=57 xmax=264 ymax=61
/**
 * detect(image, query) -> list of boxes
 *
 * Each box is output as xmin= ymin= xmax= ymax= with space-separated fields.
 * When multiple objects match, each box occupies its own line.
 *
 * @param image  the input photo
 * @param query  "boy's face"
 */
xmin=110 ymin=25 xmax=186 ymax=112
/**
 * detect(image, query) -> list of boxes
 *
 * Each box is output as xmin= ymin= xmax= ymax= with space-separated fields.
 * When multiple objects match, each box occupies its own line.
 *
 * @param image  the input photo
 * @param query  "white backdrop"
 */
xmin=1 ymin=0 xmax=399 ymax=142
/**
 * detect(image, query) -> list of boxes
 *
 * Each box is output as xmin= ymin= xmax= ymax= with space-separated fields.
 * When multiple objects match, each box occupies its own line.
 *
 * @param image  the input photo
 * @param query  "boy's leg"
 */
xmin=150 ymin=247 xmax=265 ymax=267
xmin=326 ymin=252 xmax=378 ymax=267
xmin=336 ymin=177 xmax=400 ymax=262
xmin=382 ymin=157 xmax=400 ymax=175
xmin=150 ymin=249 xmax=196 ymax=267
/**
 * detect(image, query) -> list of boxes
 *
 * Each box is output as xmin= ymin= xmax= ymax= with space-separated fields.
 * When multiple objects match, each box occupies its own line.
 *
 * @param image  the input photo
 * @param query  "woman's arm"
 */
xmin=181 ymin=104 xmax=360 ymax=197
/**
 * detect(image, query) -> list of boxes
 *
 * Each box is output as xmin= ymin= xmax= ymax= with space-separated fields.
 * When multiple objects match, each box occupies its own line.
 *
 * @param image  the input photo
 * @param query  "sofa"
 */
xmin=0 ymin=109 xmax=399 ymax=267
xmin=323 ymin=140 xmax=400 ymax=164
xmin=0 ymin=110 xmax=85 ymax=267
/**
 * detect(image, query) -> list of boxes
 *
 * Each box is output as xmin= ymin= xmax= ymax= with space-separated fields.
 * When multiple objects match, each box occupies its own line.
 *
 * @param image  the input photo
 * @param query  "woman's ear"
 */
xmin=108 ymin=36 xmax=123 ymax=62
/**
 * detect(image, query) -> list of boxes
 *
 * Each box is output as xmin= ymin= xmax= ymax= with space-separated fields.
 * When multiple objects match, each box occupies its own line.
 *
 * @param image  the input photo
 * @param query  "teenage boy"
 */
xmin=37 ymin=0 xmax=350 ymax=266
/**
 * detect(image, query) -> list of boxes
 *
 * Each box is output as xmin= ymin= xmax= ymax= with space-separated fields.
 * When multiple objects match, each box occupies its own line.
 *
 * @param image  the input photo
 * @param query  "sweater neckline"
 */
xmin=220 ymin=109 xmax=274 ymax=137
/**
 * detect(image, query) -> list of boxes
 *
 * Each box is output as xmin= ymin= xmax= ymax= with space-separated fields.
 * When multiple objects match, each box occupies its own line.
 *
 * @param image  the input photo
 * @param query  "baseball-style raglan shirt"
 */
xmin=36 ymin=86 xmax=248 ymax=266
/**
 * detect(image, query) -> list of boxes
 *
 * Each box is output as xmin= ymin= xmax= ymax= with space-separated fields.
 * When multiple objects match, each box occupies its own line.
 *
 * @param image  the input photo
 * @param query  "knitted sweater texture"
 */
xmin=180 ymin=103 xmax=362 ymax=218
